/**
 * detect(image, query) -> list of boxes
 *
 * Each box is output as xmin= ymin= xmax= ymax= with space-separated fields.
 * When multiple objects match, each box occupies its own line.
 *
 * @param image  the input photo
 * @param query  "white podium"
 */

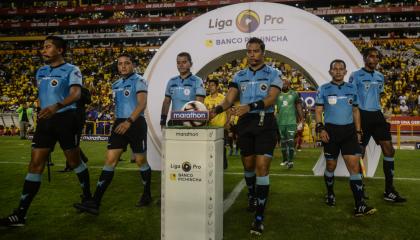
xmin=161 ymin=127 xmax=224 ymax=240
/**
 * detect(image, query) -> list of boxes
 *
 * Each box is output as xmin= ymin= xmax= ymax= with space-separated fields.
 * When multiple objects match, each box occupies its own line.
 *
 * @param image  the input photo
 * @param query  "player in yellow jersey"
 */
xmin=226 ymin=102 xmax=240 ymax=156
xmin=204 ymin=80 xmax=229 ymax=169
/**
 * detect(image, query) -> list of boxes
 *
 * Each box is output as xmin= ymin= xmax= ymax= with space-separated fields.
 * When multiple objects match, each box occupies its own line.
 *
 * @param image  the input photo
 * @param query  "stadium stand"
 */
xmin=0 ymin=0 xmax=419 ymax=128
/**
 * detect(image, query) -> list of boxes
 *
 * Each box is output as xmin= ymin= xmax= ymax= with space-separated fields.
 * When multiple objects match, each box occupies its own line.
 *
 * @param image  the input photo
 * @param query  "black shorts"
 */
xmin=32 ymin=110 xmax=80 ymax=150
xmin=236 ymin=113 xmax=277 ymax=157
xmin=323 ymin=123 xmax=361 ymax=160
xmin=108 ymin=117 xmax=147 ymax=153
xmin=359 ymin=109 xmax=391 ymax=146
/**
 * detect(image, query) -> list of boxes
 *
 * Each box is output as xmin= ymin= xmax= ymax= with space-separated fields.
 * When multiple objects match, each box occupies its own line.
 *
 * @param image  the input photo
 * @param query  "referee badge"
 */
xmin=364 ymin=82 xmax=370 ymax=90
xmin=183 ymin=88 xmax=191 ymax=96
xmin=50 ymin=79 xmax=58 ymax=87
xmin=348 ymin=98 xmax=353 ymax=105
xmin=259 ymin=83 xmax=268 ymax=92
xmin=327 ymin=96 xmax=337 ymax=105
xmin=240 ymin=84 xmax=247 ymax=93
xmin=124 ymin=89 xmax=130 ymax=97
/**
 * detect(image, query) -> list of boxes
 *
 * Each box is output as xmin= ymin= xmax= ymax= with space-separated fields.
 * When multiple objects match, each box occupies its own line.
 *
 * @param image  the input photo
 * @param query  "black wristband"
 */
xmin=214 ymin=105 xmax=224 ymax=114
xmin=56 ymin=102 xmax=65 ymax=109
xmin=248 ymin=100 xmax=265 ymax=111
xmin=356 ymin=130 xmax=363 ymax=134
xmin=126 ymin=117 xmax=134 ymax=124
xmin=316 ymin=122 xmax=325 ymax=133
xmin=160 ymin=115 xmax=167 ymax=126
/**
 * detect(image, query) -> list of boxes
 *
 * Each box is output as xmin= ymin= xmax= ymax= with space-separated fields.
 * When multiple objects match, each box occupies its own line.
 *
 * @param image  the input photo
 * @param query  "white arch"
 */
xmin=144 ymin=2 xmax=381 ymax=176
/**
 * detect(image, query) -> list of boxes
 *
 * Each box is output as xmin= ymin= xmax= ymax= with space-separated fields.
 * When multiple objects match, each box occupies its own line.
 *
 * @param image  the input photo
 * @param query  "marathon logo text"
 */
xmin=81 ymin=135 xmax=109 ymax=141
xmin=175 ymin=131 xmax=199 ymax=137
xmin=171 ymin=111 xmax=209 ymax=121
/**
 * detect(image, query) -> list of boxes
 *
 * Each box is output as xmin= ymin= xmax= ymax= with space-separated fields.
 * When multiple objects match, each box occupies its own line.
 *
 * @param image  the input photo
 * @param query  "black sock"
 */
xmin=140 ymin=164 xmax=151 ymax=196
xmin=255 ymin=176 xmax=270 ymax=222
xmin=383 ymin=157 xmax=394 ymax=192
xmin=17 ymin=173 xmax=42 ymax=217
xmin=287 ymin=140 xmax=295 ymax=162
xmin=74 ymin=162 xmax=91 ymax=199
xmin=93 ymin=165 xmax=115 ymax=204
xmin=349 ymin=174 xmax=364 ymax=207
xmin=324 ymin=170 xmax=335 ymax=195
xmin=244 ymin=170 xmax=256 ymax=198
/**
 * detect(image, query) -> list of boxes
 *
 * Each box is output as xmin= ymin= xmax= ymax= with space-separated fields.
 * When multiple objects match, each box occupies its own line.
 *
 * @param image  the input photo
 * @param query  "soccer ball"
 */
xmin=181 ymin=101 xmax=208 ymax=127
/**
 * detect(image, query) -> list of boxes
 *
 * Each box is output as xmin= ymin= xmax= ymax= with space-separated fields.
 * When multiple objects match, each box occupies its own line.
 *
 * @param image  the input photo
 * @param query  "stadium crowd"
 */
xmin=1 ymin=1 xmax=418 ymax=38
xmin=0 ymin=39 xmax=419 ymax=121
xmin=6 ymin=9 xmax=417 ymax=26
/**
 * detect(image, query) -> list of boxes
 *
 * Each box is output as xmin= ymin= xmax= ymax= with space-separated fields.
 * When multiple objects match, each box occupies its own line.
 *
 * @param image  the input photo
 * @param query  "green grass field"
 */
xmin=0 ymin=136 xmax=419 ymax=240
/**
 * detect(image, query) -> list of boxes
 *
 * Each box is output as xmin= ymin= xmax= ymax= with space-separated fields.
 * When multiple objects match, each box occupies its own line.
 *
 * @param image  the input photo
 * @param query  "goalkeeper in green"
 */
xmin=275 ymin=79 xmax=304 ymax=169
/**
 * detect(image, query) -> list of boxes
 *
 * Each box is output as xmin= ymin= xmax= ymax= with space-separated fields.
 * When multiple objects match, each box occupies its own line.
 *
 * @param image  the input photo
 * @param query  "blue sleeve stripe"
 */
xmin=136 ymin=90 xmax=148 ymax=94
xmin=69 ymin=84 xmax=82 ymax=88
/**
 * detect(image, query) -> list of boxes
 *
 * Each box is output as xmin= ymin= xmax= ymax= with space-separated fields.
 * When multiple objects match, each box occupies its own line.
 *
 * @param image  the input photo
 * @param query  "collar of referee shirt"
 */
xmin=330 ymin=80 xmax=345 ymax=86
xmin=122 ymin=72 xmax=135 ymax=80
xmin=249 ymin=64 xmax=267 ymax=75
xmin=49 ymin=62 xmax=66 ymax=69
xmin=362 ymin=67 xmax=375 ymax=74
xmin=180 ymin=73 xmax=192 ymax=81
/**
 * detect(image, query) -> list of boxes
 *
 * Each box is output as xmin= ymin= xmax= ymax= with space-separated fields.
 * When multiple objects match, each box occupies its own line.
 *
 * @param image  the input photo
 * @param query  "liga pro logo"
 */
xmin=236 ymin=10 xmax=260 ymax=33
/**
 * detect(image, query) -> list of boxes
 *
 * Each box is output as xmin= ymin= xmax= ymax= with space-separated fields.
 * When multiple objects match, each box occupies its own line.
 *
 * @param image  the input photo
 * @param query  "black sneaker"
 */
xmin=136 ymin=193 xmax=152 ymax=207
xmin=384 ymin=190 xmax=407 ymax=203
xmin=325 ymin=194 xmax=336 ymax=206
xmin=354 ymin=204 xmax=377 ymax=217
xmin=79 ymin=194 xmax=92 ymax=204
xmin=1 ymin=210 xmax=25 ymax=227
xmin=247 ymin=195 xmax=257 ymax=212
xmin=287 ymin=161 xmax=294 ymax=169
xmin=250 ymin=220 xmax=264 ymax=236
xmin=73 ymin=200 xmax=99 ymax=215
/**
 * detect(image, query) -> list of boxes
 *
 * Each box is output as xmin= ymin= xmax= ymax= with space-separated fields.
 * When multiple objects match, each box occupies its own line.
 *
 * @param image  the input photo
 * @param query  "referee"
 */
xmin=315 ymin=59 xmax=376 ymax=216
xmin=211 ymin=37 xmax=281 ymax=236
xmin=1 ymin=36 xmax=92 ymax=227
xmin=349 ymin=47 xmax=406 ymax=203
xmin=73 ymin=53 xmax=151 ymax=215
xmin=160 ymin=52 xmax=206 ymax=127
